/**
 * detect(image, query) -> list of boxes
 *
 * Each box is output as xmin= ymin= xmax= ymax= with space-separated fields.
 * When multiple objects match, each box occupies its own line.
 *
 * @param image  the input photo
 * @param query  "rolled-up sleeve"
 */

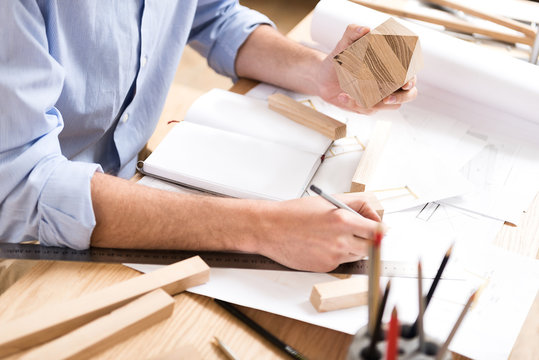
xmin=0 ymin=0 xmax=101 ymax=249
xmin=188 ymin=0 xmax=275 ymax=81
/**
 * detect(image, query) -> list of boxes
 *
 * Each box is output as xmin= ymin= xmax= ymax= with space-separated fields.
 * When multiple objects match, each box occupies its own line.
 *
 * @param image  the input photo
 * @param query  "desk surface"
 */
xmin=1 ymin=12 xmax=538 ymax=360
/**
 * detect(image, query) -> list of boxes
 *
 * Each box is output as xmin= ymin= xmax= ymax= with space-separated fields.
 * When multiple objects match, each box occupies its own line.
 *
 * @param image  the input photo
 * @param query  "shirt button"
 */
xmin=121 ymin=113 xmax=129 ymax=123
xmin=141 ymin=55 xmax=148 ymax=68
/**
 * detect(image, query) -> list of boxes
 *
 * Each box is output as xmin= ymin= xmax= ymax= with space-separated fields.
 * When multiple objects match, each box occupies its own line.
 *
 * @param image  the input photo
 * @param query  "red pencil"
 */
xmin=386 ymin=306 xmax=399 ymax=360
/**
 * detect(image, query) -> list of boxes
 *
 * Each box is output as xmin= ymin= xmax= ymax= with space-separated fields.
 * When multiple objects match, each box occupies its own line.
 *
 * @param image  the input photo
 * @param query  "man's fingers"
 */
xmin=334 ymin=25 xmax=370 ymax=55
xmin=383 ymin=86 xmax=418 ymax=105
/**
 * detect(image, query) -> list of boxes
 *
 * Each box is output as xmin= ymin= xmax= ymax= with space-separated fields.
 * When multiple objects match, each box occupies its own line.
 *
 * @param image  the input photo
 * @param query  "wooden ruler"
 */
xmin=0 ymin=243 xmax=446 ymax=278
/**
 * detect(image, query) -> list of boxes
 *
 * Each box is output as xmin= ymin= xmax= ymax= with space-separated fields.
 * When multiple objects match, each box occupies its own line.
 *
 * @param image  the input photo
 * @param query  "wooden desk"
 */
xmin=1 ymin=12 xmax=538 ymax=360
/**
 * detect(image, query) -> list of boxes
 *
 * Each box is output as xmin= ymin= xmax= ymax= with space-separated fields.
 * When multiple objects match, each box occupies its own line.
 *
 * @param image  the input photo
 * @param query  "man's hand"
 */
xmin=255 ymin=192 xmax=382 ymax=272
xmin=316 ymin=25 xmax=418 ymax=115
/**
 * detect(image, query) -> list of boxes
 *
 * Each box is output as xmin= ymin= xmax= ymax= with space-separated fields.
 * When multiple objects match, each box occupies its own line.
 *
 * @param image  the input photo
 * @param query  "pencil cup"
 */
xmin=346 ymin=325 xmax=451 ymax=360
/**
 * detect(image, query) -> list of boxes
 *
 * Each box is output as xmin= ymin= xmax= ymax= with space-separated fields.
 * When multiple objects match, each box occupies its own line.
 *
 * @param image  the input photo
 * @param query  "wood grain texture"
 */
xmin=310 ymin=277 xmax=369 ymax=312
xmin=333 ymin=17 xmax=423 ymax=108
xmin=0 ymin=256 xmax=209 ymax=358
xmin=20 ymin=289 xmax=174 ymax=360
xmin=268 ymin=93 xmax=346 ymax=140
xmin=350 ymin=120 xmax=392 ymax=192
xmin=349 ymin=0 xmax=534 ymax=46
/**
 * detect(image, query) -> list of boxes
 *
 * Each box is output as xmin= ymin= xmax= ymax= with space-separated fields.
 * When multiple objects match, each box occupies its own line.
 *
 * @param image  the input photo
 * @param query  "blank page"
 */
xmin=142 ymin=122 xmax=322 ymax=200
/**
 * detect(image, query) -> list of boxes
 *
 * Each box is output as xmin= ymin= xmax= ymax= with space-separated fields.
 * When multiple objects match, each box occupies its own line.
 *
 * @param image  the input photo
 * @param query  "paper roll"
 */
xmin=311 ymin=0 xmax=539 ymax=124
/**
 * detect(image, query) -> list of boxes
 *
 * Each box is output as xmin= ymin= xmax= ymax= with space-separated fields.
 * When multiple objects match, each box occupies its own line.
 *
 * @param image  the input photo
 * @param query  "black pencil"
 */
xmin=407 ymin=244 xmax=453 ymax=337
xmin=214 ymin=298 xmax=308 ymax=360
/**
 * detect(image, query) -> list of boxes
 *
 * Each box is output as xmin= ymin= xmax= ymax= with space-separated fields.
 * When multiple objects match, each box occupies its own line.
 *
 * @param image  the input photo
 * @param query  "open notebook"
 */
xmin=140 ymin=89 xmax=335 ymax=200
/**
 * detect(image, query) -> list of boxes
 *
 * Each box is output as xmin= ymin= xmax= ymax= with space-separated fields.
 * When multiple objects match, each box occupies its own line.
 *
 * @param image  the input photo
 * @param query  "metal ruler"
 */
xmin=0 ymin=243 xmax=424 ymax=277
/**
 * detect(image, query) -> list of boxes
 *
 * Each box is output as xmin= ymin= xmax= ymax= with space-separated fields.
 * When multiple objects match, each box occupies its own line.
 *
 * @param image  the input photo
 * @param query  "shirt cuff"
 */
xmin=38 ymin=160 xmax=103 ymax=249
xmin=209 ymin=8 xmax=275 ymax=81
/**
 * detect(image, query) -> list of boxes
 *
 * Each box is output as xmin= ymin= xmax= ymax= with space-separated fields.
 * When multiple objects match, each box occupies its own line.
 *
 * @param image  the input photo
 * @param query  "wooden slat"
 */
xmin=350 ymin=121 xmax=392 ymax=192
xmin=426 ymin=0 xmax=536 ymax=39
xmin=20 ymin=289 xmax=175 ymax=360
xmin=268 ymin=93 xmax=347 ymax=140
xmin=349 ymin=0 xmax=534 ymax=46
xmin=0 ymin=256 xmax=209 ymax=358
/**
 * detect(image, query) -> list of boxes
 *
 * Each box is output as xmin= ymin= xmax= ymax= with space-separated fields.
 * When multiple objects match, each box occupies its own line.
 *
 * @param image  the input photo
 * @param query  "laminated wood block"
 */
xmin=333 ymin=17 xmax=423 ymax=108
xmin=310 ymin=276 xmax=369 ymax=312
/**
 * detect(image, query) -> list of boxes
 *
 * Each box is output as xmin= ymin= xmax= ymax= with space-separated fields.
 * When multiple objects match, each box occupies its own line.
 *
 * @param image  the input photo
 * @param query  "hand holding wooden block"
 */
xmin=310 ymin=276 xmax=369 ymax=312
xmin=333 ymin=17 xmax=423 ymax=109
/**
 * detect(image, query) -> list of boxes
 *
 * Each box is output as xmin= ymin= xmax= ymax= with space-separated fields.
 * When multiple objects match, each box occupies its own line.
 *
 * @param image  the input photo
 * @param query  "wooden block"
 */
xmin=20 ymin=289 xmax=175 ymax=360
xmin=268 ymin=93 xmax=347 ymax=140
xmin=350 ymin=120 xmax=392 ymax=192
xmin=333 ymin=17 xmax=423 ymax=108
xmin=0 ymin=256 xmax=209 ymax=357
xmin=310 ymin=277 xmax=369 ymax=312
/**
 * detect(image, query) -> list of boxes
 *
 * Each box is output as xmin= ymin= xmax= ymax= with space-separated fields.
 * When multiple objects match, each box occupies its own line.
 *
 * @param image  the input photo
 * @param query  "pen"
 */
xmin=417 ymin=260 xmax=425 ymax=352
xmin=362 ymin=279 xmax=391 ymax=360
xmin=386 ymin=306 xmax=399 ymax=360
xmin=214 ymin=299 xmax=308 ymax=360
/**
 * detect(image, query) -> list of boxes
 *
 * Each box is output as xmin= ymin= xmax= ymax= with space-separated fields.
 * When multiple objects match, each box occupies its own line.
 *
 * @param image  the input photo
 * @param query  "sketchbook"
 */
xmin=140 ymin=89 xmax=334 ymax=201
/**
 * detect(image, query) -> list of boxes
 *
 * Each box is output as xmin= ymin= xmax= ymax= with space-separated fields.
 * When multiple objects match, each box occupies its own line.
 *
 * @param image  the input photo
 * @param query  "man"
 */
xmin=0 ymin=0 xmax=417 ymax=278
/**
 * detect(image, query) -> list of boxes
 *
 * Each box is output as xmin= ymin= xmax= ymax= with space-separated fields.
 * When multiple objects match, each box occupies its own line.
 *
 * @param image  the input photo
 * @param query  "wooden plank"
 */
xmin=350 ymin=120 xmax=392 ymax=192
xmin=0 ymin=256 xmax=209 ymax=358
xmin=426 ymin=0 xmax=536 ymax=39
xmin=268 ymin=93 xmax=347 ymax=140
xmin=310 ymin=277 xmax=369 ymax=312
xmin=20 ymin=289 xmax=175 ymax=360
xmin=333 ymin=17 xmax=423 ymax=109
xmin=349 ymin=0 xmax=534 ymax=46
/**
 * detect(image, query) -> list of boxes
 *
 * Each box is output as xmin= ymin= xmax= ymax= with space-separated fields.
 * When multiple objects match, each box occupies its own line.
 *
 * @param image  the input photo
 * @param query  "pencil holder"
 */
xmin=346 ymin=325 xmax=451 ymax=360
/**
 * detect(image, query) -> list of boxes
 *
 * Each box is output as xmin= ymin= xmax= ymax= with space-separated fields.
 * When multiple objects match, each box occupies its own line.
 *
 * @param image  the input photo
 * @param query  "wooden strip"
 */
xmin=310 ymin=277 xmax=369 ymax=312
xmin=20 ymin=289 xmax=175 ymax=360
xmin=350 ymin=121 xmax=392 ymax=192
xmin=426 ymin=0 xmax=536 ymax=39
xmin=0 ymin=256 xmax=209 ymax=357
xmin=349 ymin=0 xmax=534 ymax=46
xmin=268 ymin=93 xmax=346 ymax=140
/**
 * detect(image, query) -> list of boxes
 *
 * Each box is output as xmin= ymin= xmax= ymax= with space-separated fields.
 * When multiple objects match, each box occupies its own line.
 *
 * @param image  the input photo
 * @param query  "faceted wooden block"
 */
xmin=333 ymin=18 xmax=423 ymax=109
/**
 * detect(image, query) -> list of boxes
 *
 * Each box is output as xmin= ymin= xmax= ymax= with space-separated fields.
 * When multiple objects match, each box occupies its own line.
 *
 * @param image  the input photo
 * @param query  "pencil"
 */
xmin=417 ymin=260 xmax=425 ymax=352
xmin=435 ymin=290 xmax=477 ymax=360
xmin=368 ymin=224 xmax=383 ymax=336
xmin=214 ymin=299 xmax=307 ymax=360
xmin=213 ymin=336 xmax=240 ymax=360
xmin=386 ymin=307 xmax=399 ymax=360
xmin=363 ymin=280 xmax=391 ymax=359
xmin=407 ymin=244 xmax=453 ymax=337
xmin=310 ymin=184 xmax=357 ymax=213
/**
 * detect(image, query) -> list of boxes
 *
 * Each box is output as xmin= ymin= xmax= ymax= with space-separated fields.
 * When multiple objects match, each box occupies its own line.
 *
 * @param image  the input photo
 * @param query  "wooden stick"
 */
xmin=20 ymin=289 xmax=175 ymax=360
xmin=350 ymin=120 xmax=392 ymax=193
xmin=367 ymin=225 xmax=383 ymax=335
xmin=426 ymin=0 xmax=536 ymax=39
xmin=417 ymin=260 xmax=425 ymax=352
xmin=435 ymin=290 xmax=477 ymax=360
xmin=268 ymin=93 xmax=347 ymax=140
xmin=348 ymin=0 xmax=534 ymax=46
xmin=310 ymin=276 xmax=369 ymax=312
xmin=0 ymin=256 xmax=209 ymax=357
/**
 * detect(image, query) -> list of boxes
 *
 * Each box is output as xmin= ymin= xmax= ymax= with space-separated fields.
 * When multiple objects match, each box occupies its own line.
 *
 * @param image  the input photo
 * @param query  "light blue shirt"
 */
xmin=0 ymin=0 xmax=273 ymax=249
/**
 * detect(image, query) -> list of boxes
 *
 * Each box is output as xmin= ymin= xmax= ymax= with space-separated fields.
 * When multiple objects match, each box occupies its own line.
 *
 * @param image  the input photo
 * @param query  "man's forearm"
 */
xmin=90 ymin=172 xmax=263 ymax=253
xmin=235 ymin=25 xmax=325 ymax=96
